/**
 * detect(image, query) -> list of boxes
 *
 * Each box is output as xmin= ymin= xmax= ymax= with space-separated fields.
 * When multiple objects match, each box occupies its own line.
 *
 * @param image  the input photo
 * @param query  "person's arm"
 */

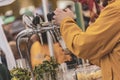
xmin=60 ymin=3 xmax=120 ymax=63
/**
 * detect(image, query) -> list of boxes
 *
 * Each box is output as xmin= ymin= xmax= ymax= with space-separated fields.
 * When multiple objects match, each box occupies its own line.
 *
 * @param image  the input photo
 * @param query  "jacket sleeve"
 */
xmin=60 ymin=4 xmax=120 ymax=63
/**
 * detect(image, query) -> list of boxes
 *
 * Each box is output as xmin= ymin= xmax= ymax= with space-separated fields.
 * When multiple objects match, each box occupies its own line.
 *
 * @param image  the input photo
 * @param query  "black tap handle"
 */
xmin=47 ymin=12 xmax=55 ymax=21
xmin=32 ymin=16 xmax=40 ymax=26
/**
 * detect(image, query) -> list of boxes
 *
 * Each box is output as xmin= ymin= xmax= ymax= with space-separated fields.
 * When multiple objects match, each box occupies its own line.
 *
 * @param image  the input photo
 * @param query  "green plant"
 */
xmin=10 ymin=67 xmax=31 ymax=80
xmin=10 ymin=57 xmax=60 ymax=80
xmin=33 ymin=57 xmax=60 ymax=80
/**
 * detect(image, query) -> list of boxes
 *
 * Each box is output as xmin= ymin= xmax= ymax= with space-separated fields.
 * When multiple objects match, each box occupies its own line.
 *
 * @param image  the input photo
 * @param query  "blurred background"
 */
xmin=0 ymin=0 xmax=74 ymax=17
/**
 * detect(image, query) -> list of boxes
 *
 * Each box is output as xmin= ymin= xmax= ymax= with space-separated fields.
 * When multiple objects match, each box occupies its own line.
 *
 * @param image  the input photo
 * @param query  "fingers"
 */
xmin=54 ymin=8 xmax=63 ymax=14
xmin=53 ymin=8 xmax=74 ymax=24
xmin=54 ymin=8 xmax=71 ymax=14
xmin=53 ymin=15 xmax=56 ymax=19
xmin=53 ymin=8 xmax=63 ymax=24
xmin=65 ymin=8 xmax=71 ymax=12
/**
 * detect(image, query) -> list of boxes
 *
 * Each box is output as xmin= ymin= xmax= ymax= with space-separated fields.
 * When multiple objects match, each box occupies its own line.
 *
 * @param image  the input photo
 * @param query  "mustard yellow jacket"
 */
xmin=60 ymin=0 xmax=120 ymax=80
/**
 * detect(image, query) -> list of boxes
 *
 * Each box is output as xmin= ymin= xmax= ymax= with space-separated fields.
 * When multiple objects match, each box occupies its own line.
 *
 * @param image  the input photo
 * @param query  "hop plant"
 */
xmin=33 ymin=57 xmax=60 ymax=80
xmin=10 ymin=67 xmax=31 ymax=80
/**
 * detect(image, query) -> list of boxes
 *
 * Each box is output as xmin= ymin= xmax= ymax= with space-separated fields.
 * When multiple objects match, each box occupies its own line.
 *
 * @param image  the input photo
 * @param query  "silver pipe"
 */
xmin=42 ymin=0 xmax=54 ymax=57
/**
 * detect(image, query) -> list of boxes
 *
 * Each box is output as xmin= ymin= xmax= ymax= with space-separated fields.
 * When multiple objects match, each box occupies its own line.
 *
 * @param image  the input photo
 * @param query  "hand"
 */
xmin=53 ymin=8 xmax=74 ymax=25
